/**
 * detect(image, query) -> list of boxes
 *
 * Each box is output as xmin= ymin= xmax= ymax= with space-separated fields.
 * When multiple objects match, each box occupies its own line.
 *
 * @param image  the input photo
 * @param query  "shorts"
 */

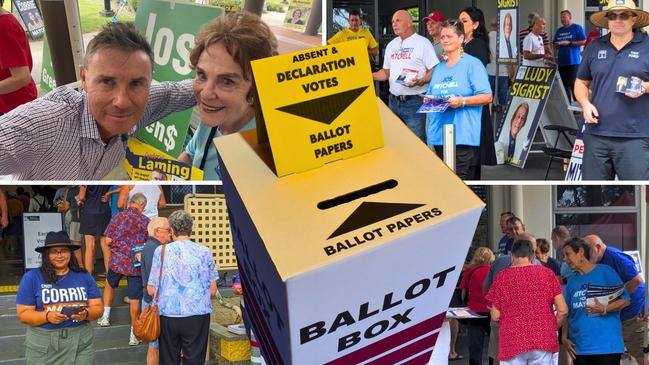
xmin=141 ymin=300 xmax=159 ymax=348
xmin=79 ymin=212 xmax=111 ymax=236
xmin=69 ymin=221 xmax=82 ymax=242
xmin=106 ymin=269 xmax=143 ymax=300
xmin=622 ymin=316 xmax=646 ymax=360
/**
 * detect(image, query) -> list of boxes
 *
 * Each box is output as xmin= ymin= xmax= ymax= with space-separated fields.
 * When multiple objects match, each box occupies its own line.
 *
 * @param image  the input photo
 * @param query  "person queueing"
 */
xmin=96 ymin=193 xmax=149 ymax=348
xmin=148 ymin=210 xmax=219 ymax=365
xmin=562 ymin=238 xmax=630 ymax=365
xmin=16 ymin=231 xmax=103 ymax=364
xmin=486 ymin=240 xmax=568 ymax=364
xmin=140 ymin=217 xmax=171 ymax=365
xmin=460 ymin=247 xmax=496 ymax=365
xmin=425 ymin=19 xmax=492 ymax=180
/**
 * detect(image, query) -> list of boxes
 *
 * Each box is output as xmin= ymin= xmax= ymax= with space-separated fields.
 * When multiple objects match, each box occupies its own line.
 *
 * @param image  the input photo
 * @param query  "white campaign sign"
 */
xmin=23 ymin=213 xmax=64 ymax=269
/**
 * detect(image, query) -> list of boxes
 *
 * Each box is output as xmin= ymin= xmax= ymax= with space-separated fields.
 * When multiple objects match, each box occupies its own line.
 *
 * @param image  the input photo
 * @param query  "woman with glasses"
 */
xmin=178 ymin=11 xmax=278 ymax=180
xmin=424 ymin=19 xmax=493 ymax=180
xmin=562 ymin=238 xmax=630 ymax=365
xmin=15 ymin=231 xmax=103 ymax=364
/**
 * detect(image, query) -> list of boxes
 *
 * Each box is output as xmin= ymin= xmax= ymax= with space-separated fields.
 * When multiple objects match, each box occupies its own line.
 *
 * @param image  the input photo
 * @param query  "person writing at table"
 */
xmin=16 ymin=231 xmax=103 ymax=364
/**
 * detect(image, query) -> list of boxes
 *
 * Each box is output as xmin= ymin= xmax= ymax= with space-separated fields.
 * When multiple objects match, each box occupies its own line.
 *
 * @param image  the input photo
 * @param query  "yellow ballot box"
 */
xmin=216 ymin=100 xmax=485 ymax=364
xmin=251 ymin=39 xmax=384 ymax=177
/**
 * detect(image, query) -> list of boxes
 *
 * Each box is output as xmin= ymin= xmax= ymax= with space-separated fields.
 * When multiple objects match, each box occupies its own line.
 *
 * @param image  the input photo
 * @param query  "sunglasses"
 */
xmin=605 ymin=12 xmax=633 ymax=20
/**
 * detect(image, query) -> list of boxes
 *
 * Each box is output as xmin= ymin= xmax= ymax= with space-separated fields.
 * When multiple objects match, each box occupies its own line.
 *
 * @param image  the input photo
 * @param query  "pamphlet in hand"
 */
xmin=132 ymin=245 xmax=144 ymax=268
xmin=585 ymin=283 xmax=624 ymax=317
xmin=395 ymin=68 xmax=419 ymax=85
xmin=616 ymin=76 xmax=643 ymax=95
xmin=417 ymin=96 xmax=450 ymax=113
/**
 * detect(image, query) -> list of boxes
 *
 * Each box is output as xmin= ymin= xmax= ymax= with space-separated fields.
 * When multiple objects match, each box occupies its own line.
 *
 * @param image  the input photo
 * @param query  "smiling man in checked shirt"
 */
xmin=0 ymin=22 xmax=196 ymax=180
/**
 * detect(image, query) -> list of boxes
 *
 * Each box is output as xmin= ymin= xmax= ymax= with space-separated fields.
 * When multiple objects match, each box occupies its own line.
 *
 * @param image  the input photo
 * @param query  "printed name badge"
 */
xmin=251 ymin=39 xmax=384 ymax=177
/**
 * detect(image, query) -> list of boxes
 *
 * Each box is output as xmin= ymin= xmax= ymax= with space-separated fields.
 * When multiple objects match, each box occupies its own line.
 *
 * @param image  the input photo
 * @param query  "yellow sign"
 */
xmin=251 ymin=39 xmax=383 ymax=177
xmin=125 ymin=137 xmax=204 ymax=180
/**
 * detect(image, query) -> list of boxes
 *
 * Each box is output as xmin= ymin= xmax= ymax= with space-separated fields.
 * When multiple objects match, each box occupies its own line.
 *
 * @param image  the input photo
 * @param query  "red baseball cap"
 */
xmin=423 ymin=11 xmax=445 ymax=23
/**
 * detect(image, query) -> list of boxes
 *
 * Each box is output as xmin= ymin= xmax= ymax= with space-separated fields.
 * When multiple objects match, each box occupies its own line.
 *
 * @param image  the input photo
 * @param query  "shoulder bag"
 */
xmin=133 ymin=244 xmax=165 ymax=342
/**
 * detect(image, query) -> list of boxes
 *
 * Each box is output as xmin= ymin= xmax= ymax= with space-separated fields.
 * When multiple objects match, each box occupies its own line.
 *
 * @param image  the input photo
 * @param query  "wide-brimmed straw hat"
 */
xmin=35 ymin=231 xmax=81 ymax=253
xmin=590 ymin=0 xmax=649 ymax=28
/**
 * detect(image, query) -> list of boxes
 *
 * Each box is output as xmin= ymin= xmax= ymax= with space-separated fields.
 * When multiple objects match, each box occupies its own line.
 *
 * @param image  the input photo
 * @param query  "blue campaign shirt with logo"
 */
xmin=425 ymin=54 xmax=491 ymax=147
xmin=564 ymin=264 xmax=629 ymax=355
xmin=16 ymin=269 xmax=101 ymax=329
xmin=554 ymin=23 xmax=586 ymax=66
xmin=577 ymin=32 xmax=649 ymax=138
xmin=600 ymin=245 xmax=645 ymax=321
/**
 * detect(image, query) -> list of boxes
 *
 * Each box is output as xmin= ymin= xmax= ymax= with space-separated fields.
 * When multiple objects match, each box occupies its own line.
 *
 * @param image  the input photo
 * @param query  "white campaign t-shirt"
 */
xmin=382 ymin=33 xmax=439 ymax=96
xmin=522 ymin=32 xmax=545 ymax=67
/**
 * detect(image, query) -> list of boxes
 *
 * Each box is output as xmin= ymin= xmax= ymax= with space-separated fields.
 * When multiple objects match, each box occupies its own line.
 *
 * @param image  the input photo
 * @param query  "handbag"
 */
xmin=133 ymin=244 xmax=165 ymax=342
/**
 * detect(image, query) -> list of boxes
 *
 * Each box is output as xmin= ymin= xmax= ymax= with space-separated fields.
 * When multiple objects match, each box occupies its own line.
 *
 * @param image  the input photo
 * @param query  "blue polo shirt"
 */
xmin=425 ymin=54 xmax=491 ymax=147
xmin=577 ymin=31 xmax=649 ymax=138
xmin=554 ymin=23 xmax=586 ymax=66
xmin=600 ymin=245 xmax=645 ymax=321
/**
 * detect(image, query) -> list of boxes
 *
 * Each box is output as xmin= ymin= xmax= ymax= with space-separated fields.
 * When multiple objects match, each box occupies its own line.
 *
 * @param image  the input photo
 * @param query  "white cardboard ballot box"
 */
xmin=216 ymin=100 xmax=485 ymax=365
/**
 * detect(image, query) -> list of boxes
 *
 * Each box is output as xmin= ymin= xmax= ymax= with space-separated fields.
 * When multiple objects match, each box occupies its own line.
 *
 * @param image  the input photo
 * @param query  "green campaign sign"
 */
xmin=134 ymin=0 xmax=223 ymax=157
xmin=40 ymin=34 xmax=56 ymax=94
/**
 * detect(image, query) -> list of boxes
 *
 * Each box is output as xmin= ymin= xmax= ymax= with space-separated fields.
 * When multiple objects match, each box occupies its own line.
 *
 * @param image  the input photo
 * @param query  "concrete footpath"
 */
xmin=27 ymin=10 xmax=322 ymax=94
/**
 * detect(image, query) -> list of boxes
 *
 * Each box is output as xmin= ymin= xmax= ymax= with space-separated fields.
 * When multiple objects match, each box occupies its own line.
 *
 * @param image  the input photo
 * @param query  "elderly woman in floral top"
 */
xmin=148 ymin=210 xmax=218 ymax=365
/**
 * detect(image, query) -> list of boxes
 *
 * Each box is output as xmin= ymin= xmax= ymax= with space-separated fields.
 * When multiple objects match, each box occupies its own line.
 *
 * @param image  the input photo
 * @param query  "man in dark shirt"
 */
xmin=140 ymin=217 xmax=171 ymax=364
xmin=575 ymin=1 xmax=649 ymax=179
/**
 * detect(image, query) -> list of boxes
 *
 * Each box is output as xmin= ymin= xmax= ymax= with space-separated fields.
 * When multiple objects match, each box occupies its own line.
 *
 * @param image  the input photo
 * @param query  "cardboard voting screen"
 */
xmin=217 ymin=99 xmax=484 ymax=364
xmin=251 ymin=40 xmax=384 ymax=177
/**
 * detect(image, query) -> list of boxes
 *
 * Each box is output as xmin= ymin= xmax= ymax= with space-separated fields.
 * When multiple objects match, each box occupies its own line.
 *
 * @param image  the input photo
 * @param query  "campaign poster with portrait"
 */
xmin=283 ymin=0 xmax=312 ymax=30
xmin=495 ymin=66 xmax=556 ymax=168
xmin=497 ymin=0 xmax=518 ymax=64
xmin=12 ymin=0 xmax=44 ymax=39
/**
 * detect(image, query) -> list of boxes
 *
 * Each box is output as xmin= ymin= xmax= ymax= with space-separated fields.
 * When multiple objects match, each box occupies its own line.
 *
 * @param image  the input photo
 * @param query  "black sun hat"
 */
xmin=35 ymin=231 xmax=81 ymax=253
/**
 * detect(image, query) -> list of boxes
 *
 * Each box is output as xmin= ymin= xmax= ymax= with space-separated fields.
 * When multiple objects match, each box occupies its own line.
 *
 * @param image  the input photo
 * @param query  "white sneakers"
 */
xmin=129 ymin=332 xmax=141 ymax=346
xmin=97 ymin=316 xmax=110 ymax=327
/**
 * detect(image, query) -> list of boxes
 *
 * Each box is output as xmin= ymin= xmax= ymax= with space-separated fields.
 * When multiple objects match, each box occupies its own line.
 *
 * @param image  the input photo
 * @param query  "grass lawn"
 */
xmin=78 ymin=0 xmax=135 ymax=33
xmin=4 ymin=0 xmax=134 ymax=33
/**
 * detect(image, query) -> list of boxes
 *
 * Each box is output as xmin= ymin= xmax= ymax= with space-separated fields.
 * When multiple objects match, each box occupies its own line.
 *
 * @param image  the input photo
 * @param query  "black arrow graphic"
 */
xmin=328 ymin=202 xmax=426 ymax=239
xmin=275 ymin=86 xmax=369 ymax=125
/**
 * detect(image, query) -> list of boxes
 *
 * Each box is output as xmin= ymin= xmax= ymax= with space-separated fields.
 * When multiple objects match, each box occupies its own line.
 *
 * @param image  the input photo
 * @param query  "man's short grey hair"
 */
xmin=129 ymin=192 xmax=148 ymax=207
xmin=83 ymin=22 xmax=154 ymax=68
xmin=148 ymin=217 xmax=167 ymax=237
xmin=168 ymin=210 xmax=193 ymax=236
xmin=530 ymin=14 xmax=543 ymax=27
